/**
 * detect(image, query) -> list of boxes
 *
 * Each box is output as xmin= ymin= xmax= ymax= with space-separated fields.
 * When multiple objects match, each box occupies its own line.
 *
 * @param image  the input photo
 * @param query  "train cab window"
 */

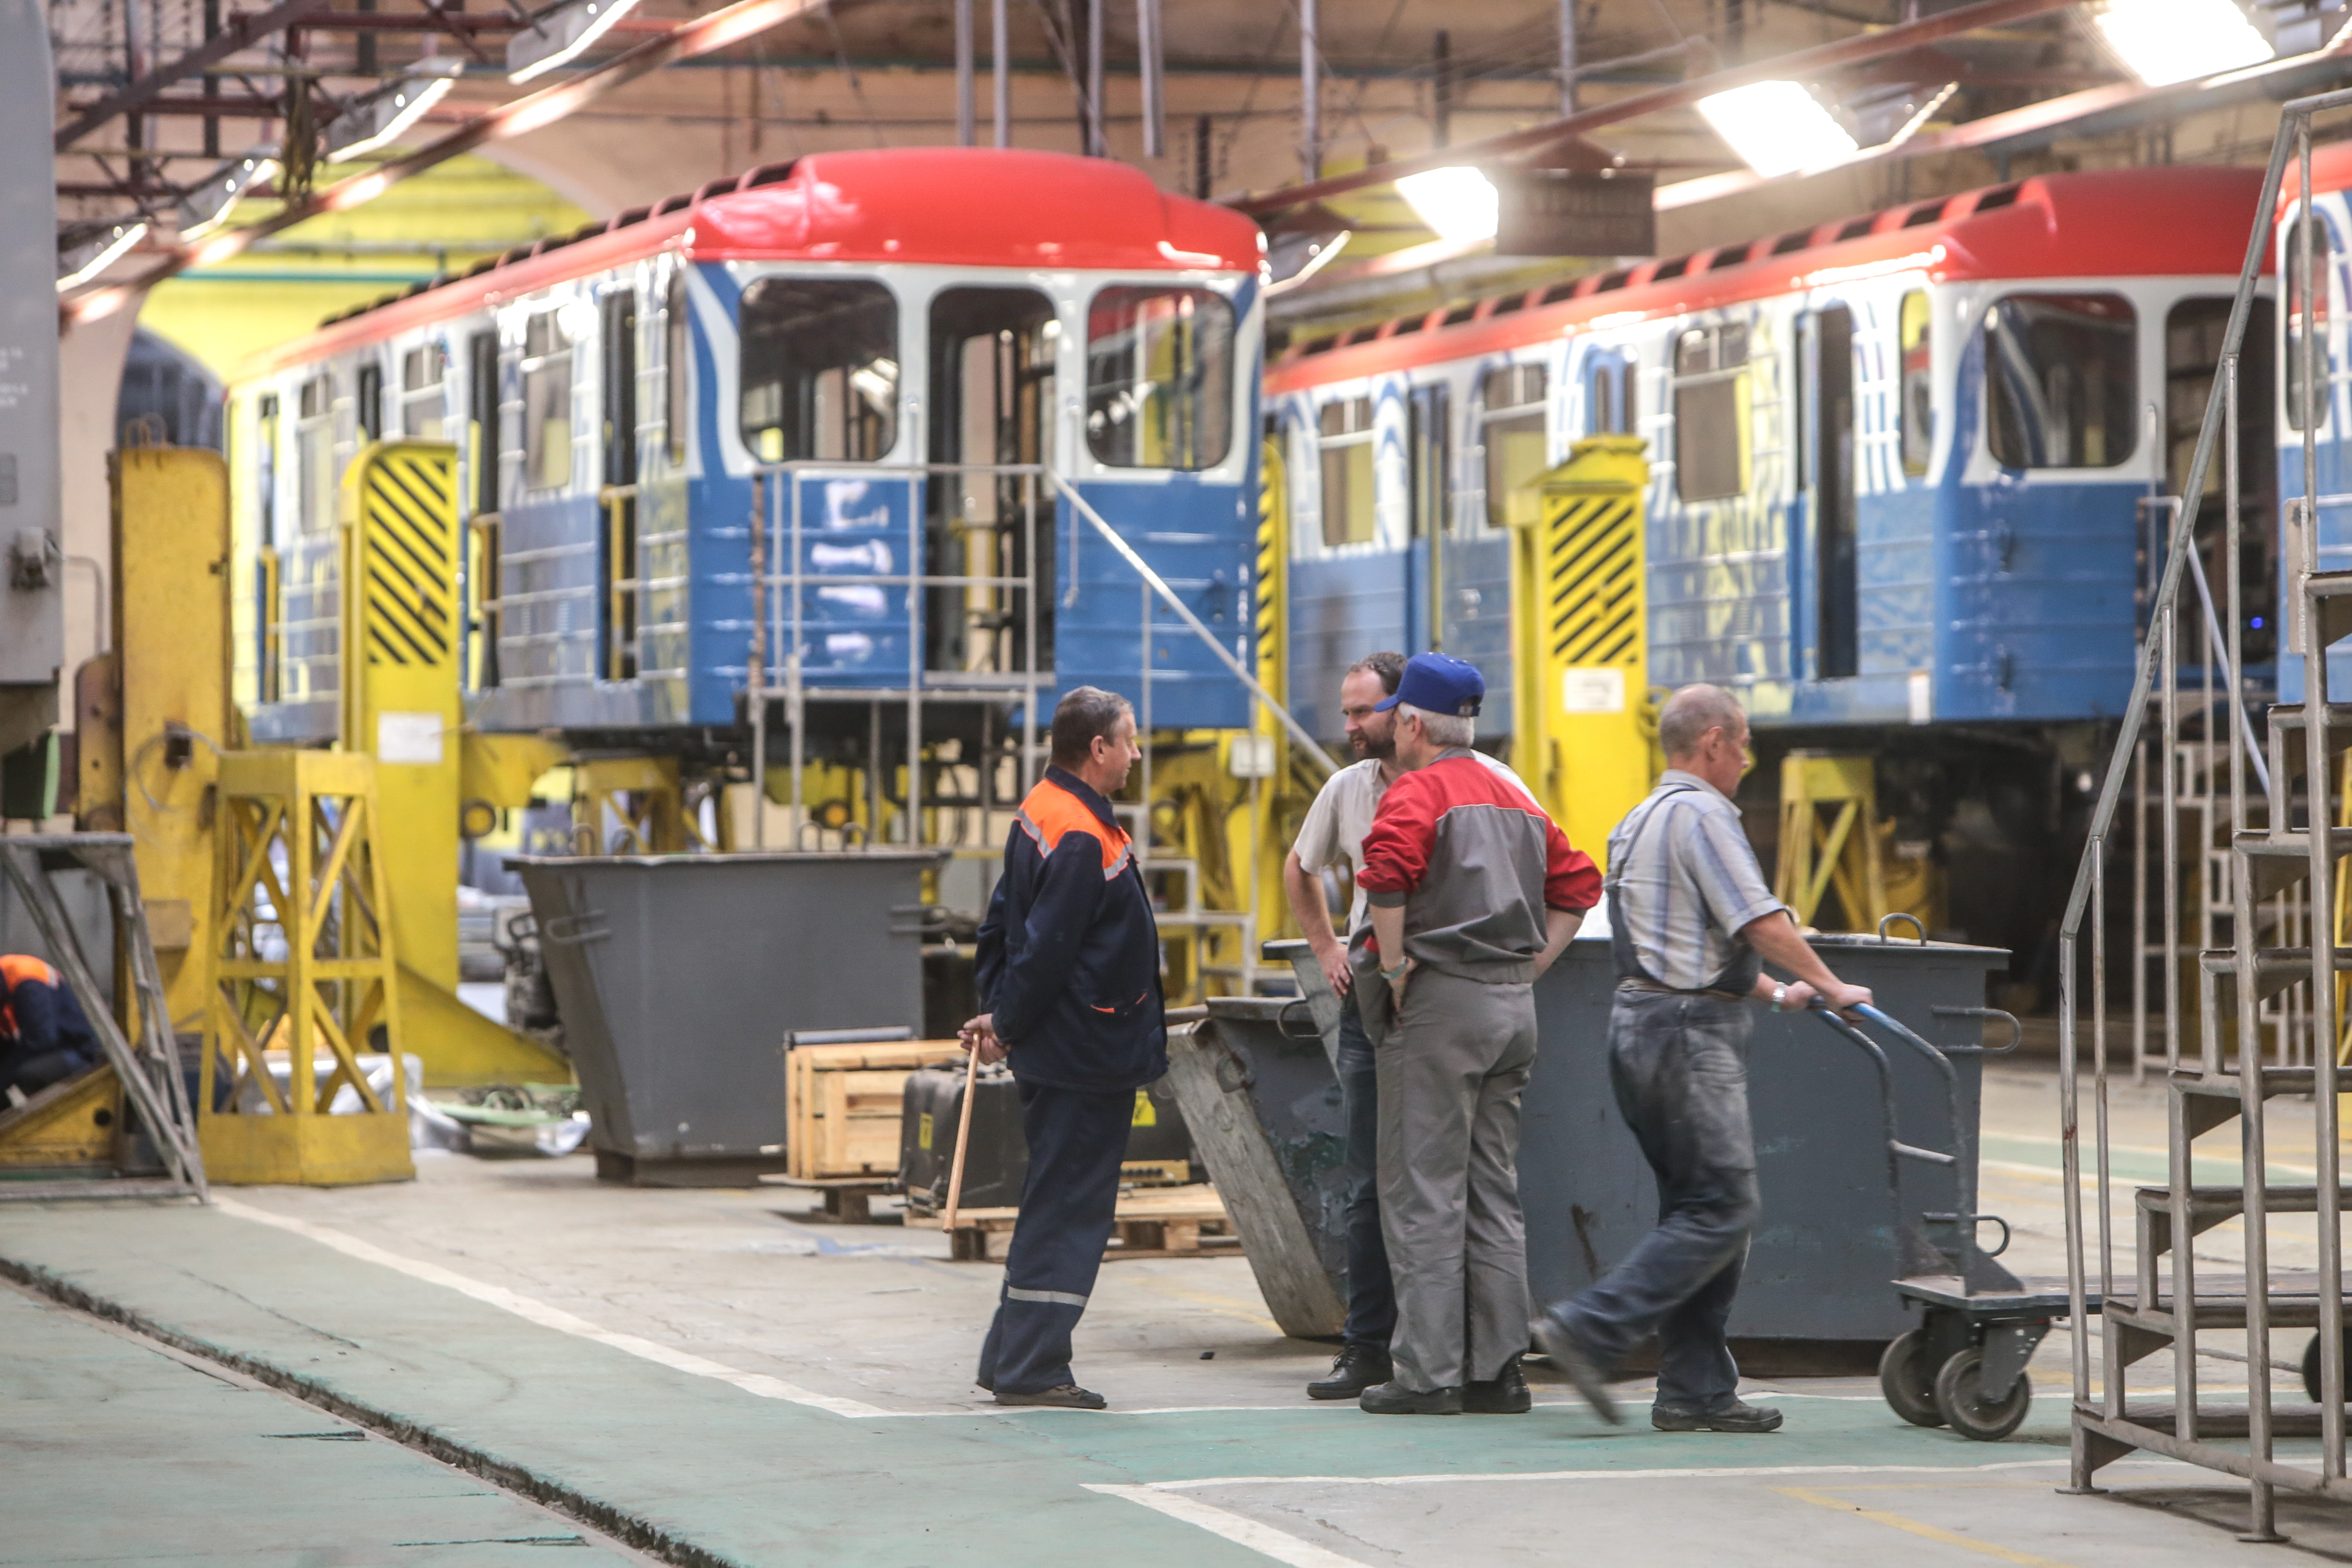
xmin=296 ymin=374 xmax=334 ymax=534
xmin=1086 ymin=286 xmax=1234 ymax=469
xmin=356 ymin=362 xmax=383 ymax=443
xmin=522 ymin=310 xmax=575 ymax=492
xmin=2286 ymin=218 xmax=2332 ymax=430
xmin=1985 ymin=293 xmax=2136 ymax=468
xmin=401 ymin=344 xmax=447 ymax=439
xmin=1899 ymin=291 xmax=1932 ymax=477
xmin=1317 ymin=397 xmax=1376 ymax=546
xmin=1480 ymin=363 xmax=1549 ymax=529
xmin=739 ymin=277 xmax=899 ymax=463
xmin=664 ymin=269 xmax=690 ymax=464
xmin=1672 ymin=324 xmax=1749 ymax=502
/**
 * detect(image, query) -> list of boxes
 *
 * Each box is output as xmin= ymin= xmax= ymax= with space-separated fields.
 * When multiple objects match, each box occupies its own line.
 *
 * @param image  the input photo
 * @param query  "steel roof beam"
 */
xmin=55 ymin=0 xmax=331 ymax=150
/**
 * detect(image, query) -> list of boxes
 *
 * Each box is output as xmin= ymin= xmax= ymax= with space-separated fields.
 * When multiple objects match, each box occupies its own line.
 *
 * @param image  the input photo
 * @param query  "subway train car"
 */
xmin=223 ymin=148 xmax=1264 ymax=763
xmin=1267 ymin=165 xmax=2273 ymax=959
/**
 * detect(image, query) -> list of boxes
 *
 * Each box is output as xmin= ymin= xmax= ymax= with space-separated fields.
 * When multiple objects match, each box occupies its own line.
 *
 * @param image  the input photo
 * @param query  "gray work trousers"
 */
xmin=1357 ymin=962 xmax=1537 ymax=1393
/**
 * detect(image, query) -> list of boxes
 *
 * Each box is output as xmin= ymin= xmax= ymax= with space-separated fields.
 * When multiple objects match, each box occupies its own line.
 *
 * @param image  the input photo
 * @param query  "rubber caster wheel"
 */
xmin=1879 ymin=1329 xmax=1944 ymax=1427
xmin=1933 ymin=1349 xmax=2031 ymax=1442
xmin=2299 ymin=1330 xmax=2352 ymax=1403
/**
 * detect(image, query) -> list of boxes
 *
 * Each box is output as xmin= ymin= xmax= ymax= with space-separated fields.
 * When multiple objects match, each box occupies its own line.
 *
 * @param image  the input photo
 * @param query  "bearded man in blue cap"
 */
xmin=1349 ymin=652 xmax=1600 ymax=1415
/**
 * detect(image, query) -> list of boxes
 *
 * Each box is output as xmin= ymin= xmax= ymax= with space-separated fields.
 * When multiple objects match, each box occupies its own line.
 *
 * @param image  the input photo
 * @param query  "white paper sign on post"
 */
xmin=377 ymin=710 xmax=446 ymax=766
xmin=1560 ymin=667 xmax=1626 ymax=714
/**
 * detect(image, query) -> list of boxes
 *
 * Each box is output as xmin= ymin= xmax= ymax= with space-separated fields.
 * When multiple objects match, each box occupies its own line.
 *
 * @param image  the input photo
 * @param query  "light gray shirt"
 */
xmin=1293 ymin=751 xmax=1533 ymax=935
xmin=1605 ymin=768 xmax=1786 ymax=992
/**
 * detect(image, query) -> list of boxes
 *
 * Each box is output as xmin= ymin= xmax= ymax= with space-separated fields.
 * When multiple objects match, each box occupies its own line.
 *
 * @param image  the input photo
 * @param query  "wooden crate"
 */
xmin=932 ymin=1182 xmax=1236 ymax=1263
xmin=784 ymin=1039 xmax=965 ymax=1181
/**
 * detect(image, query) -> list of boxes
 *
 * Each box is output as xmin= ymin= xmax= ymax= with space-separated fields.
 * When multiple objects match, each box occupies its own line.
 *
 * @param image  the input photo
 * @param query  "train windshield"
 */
xmin=1085 ymin=286 xmax=1234 ymax=470
xmin=738 ymin=278 xmax=900 ymax=463
xmin=1985 ymin=292 xmax=2136 ymax=469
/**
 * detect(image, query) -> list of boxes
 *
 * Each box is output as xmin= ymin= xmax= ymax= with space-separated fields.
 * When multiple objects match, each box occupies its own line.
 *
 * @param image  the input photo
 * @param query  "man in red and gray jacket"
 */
xmin=1349 ymin=652 xmax=1600 ymax=1415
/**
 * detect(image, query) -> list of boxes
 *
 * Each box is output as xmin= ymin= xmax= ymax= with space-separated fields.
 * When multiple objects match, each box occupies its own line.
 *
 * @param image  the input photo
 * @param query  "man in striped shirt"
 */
xmin=1534 ymin=683 xmax=1871 ymax=1434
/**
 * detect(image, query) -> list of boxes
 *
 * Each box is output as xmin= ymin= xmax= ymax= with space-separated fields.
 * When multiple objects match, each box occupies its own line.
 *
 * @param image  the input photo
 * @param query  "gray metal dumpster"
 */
xmin=1256 ymin=931 xmax=2007 ymax=1364
xmin=1164 ymin=997 xmax=1349 ymax=1338
xmin=508 ymin=850 xmax=943 ymax=1185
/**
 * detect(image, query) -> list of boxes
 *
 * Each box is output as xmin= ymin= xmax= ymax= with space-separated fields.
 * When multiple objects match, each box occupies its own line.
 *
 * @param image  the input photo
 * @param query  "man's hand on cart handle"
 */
xmin=959 ymin=1013 xmax=1007 ymax=1066
xmin=1742 ymin=910 xmax=1873 ymax=1020
xmin=1779 ymin=979 xmax=1874 ymax=1019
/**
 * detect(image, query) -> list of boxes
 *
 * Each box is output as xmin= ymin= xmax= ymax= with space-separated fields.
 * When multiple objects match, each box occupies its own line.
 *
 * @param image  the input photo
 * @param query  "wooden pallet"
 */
xmin=926 ymin=1182 xmax=1236 ymax=1263
xmin=783 ymin=1039 xmax=966 ymax=1181
xmin=761 ymin=1172 xmax=898 ymax=1223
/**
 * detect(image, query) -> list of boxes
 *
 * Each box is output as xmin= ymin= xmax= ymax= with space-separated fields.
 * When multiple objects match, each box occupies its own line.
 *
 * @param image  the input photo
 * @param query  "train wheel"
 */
xmin=1933 ymin=1348 xmax=2031 ymax=1442
xmin=1879 ymin=1329 xmax=1944 ymax=1427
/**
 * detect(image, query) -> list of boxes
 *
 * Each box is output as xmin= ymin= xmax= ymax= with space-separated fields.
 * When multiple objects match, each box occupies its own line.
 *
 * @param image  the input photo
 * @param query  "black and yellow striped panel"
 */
xmin=1545 ymin=491 xmax=1642 ymax=667
xmin=1254 ymin=436 xmax=1285 ymax=699
xmin=359 ymin=450 xmax=456 ymax=668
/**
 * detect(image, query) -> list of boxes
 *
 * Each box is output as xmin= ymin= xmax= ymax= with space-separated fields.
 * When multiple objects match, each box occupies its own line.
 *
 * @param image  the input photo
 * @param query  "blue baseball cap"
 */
xmin=1375 ymin=652 xmax=1485 ymax=717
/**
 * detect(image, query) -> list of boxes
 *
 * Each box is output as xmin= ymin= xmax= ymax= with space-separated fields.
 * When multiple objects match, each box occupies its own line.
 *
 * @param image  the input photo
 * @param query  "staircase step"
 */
xmin=2233 ymin=829 xmax=2352 ymax=900
xmin=2305 ymin=572 xmax=2352 ymax=650
xmin=2198 ymin=946 xmax=2352 ymax=1002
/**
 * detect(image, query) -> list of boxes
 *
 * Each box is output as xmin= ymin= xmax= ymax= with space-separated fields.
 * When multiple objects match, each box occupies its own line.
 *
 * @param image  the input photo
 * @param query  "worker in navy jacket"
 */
xmin=0 ymin=956 xmax=101 ymax=1103
xmin=965 ymin=685 xmax=1162 ymax=1409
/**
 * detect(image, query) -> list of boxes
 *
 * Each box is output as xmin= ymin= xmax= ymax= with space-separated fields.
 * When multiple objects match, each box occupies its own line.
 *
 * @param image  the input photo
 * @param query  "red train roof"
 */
xmin=234 ymin=148 xmax=1263 ymax=382
xmin=1267 ymin=165 xmax=2269 ymax=394
xmin=2279 ymin=137 xmax=2352 ymax=208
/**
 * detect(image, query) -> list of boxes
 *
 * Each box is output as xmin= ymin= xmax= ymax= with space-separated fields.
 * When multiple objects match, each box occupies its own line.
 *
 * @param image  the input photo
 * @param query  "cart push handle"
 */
xmin=1808 ymin=999 xmax=2017 ymax=1280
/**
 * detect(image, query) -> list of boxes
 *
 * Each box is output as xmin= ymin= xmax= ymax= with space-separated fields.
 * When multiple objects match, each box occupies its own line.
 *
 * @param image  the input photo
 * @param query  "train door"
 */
xmin=1797 ymin=306 xmax=1858 ymax=679
xmin=2166 ymin=293 xmax=2276 ymax=665
xmin=599 ymin=288 xmax=639 ymax=682
xmin=1406 ymin=383 xmax=1450 ymax=651
xmin=466 ymin=329 xmax=501 ymax=692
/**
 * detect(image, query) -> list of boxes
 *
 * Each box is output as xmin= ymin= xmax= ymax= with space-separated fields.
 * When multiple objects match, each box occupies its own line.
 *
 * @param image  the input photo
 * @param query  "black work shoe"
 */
xmin=1652 ymin=1398 xmax=1783 ymax=1433
xmin=1308 ymin=1343 xmax=1393 ymax=1400
xmin=1530 ymin=1312 xmax=1622 ymax=1425
xmin=995 ymin=1383 xmax=1108 ymax=1410
xmin=1463 ymin=1354 xmax=1531 ymax=1415
xmin=1358 ymin=1381 xmax=1464 ymax=1415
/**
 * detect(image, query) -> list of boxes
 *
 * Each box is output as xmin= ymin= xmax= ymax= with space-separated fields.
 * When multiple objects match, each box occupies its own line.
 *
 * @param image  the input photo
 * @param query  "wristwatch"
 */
xmin=1381 ymin=959 xmax=1411 ymax=981
xmin=1771 ymin=984 xmax=1788 ymax=1013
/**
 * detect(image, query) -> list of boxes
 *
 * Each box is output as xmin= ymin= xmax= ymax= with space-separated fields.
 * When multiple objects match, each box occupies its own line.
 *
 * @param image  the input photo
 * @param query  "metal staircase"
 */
xmin=2061 ymin=92 xmax=2352 ymax=1536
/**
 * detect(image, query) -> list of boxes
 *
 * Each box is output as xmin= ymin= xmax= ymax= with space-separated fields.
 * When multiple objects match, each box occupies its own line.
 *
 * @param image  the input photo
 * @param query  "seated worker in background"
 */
xmin=0 ymin=956 xmax=100 ymax=1104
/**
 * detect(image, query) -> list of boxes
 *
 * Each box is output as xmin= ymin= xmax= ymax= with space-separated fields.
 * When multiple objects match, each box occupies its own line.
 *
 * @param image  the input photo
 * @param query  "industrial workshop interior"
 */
xmin=32 ymin=0 xmax=2352 ymax=1559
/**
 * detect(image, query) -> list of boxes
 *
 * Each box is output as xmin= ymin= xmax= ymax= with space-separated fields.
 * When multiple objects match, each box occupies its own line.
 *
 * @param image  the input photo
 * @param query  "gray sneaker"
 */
xmin=1651 ymin=1398 xmax=1782 ymax=1433
xmin=995 ymin=1383 xmax=1108 ymax=1410
xmin=1530 ymin=1312 xmax=1621 ymax=1426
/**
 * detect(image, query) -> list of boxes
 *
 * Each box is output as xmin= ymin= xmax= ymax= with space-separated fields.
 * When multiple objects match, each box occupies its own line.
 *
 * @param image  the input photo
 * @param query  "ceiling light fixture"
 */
xmin=177 ymin=146 xmax=280 ymax=239
xmin=2092 ymin=0 xmax=2272 ymax=86
xmin=1395 ymin=166 xmax=1500 ymax=244
xmin=508 ymin=0 xmax=647 ymax=83
xmin=325 ymin=58 xmax=462 ymax=163
xmin=1695 ymin=80 xmax=1860 ymax=179
xmin=57 ymin=222 xmax=149 ymax=293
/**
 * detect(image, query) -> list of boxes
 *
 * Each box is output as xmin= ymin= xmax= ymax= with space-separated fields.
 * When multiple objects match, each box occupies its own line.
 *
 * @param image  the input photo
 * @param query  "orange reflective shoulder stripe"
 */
xmin=1014 ymin=778 xmax=1132 ymax=878
xmin=0 ymin=956 xmax=57 ymax=991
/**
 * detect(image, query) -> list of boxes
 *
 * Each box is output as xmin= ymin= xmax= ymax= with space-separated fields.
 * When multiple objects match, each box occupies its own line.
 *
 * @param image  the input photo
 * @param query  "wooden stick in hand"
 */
xmin=941 ymin=1033 xmax=984 ymax=1233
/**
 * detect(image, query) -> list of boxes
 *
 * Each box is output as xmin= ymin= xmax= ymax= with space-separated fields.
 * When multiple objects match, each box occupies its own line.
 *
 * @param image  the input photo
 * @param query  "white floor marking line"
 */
xmin=1085 ymin=1484 xmax=1368 ymax=1568
xmin=211 ymin=1194 xmax=892 ymax=1419
xmin=1138 ymin=1459 xmax=2091 ymax=1490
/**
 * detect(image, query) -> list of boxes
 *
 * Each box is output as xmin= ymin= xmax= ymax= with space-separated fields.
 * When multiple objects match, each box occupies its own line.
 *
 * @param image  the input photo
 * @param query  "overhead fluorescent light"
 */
xmin=57 ymin=222 xmax=148 ymax=293
xmin=507 ymin=0 xmax=646 ymax=83
xmin=1695 ymin=80 xmax=1859 ymax=179
xmin=2092 ymin=0 xmax=2272 ymax=86
xmin=177 ymin=146 xmax=280 ymax=239
xmin=1395 ymin=167 xmax=1500 ymax=244
xmin=325 ymin=58 xmax=462 ymax=163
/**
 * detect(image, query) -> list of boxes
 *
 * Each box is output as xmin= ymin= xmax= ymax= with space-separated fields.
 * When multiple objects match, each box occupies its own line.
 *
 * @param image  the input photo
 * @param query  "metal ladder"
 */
xmin=2062 ymin=90 xmax=2352 ymax=1538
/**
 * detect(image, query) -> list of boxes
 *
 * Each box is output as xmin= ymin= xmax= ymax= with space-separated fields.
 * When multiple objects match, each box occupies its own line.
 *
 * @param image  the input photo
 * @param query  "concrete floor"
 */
xmin=3 ymin=1060 xmax=2348 ymax=1567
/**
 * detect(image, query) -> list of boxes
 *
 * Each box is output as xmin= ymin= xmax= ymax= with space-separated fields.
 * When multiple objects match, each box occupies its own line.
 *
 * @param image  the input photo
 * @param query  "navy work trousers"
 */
xmin=1547 ymin=989 xmax=1760 ymax=1414
xmin=1335 ymin=995 xmax=1397 ymax=1351
xmin=977 ymin=1079 xmax=1133 ymax=1396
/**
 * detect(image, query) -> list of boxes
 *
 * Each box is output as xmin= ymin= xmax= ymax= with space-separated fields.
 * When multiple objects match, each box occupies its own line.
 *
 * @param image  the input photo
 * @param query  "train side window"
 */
xmin=467 ymin=331 xmax=500 ymax=515
xmin=1408 ymin=384 xmax=1451 ymax=540
xmin=256 ymin=393 xmax=280 ymax=547
xmin=522 ymin=311 xmax=575 ymax=493
xmin=1899 ymin=291 xmax=1932 ymax=477
xmin=739 ymin=277 xmax=899 ymax=463
xmin=1317 ymin=397 xmax=1376 ymax=546
xmin=356 ymin=362 xmax=383 ymax=443
xmin=2287 ymin=218 xmax=2332 ymax=430
xmin=665 ymin=269 xmax=691 ymax=465
xmin=296 ymin=374 xmax=334 ymax=533
xmin=1673 ymin=325 xmax=1749 ymax=502
xmin=1807 ymin=306 xmax=1858 ymax=678
xmin=401 ymin=344 xmax=447 ymax=439
xmin=1086 ymin=286 xmax=1234 ymax=470
xmin=1480 ymin=363 xmax=1549 ymax=529
xmin=1985 ymin=292 xmax=2136 ymax=468
xmin=1586 ymin=361 xmax=1617 ymax=435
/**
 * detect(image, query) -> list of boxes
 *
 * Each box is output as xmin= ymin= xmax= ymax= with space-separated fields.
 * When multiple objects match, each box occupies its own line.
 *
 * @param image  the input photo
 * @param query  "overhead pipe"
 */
xmin=955 ymin=0 xmax=975 ymax=146
xmin=1299 ymin=0 xmax=1320 ymax=180
xmin=1137 ymin=0 xmax=1164 ymax=158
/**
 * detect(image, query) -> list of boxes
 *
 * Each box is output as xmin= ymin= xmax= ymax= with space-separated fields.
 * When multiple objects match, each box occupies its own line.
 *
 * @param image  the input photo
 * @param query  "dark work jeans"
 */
xmin=977 ymin=1080 xmax=1133 ymax=1396
xmin=1545 ymin=989 xmax=1760 ymax=1414
xmin=1335 ymin=994 xmax=1397 ymax=1351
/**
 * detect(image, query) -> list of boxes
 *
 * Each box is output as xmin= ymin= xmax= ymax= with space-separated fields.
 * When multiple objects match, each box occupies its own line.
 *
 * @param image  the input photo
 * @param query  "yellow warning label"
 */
xmin=1132 ymin=1089 xmax=1156 ymax=1127
xmin=918 ymin=1111 xmax=934 ymax=1150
